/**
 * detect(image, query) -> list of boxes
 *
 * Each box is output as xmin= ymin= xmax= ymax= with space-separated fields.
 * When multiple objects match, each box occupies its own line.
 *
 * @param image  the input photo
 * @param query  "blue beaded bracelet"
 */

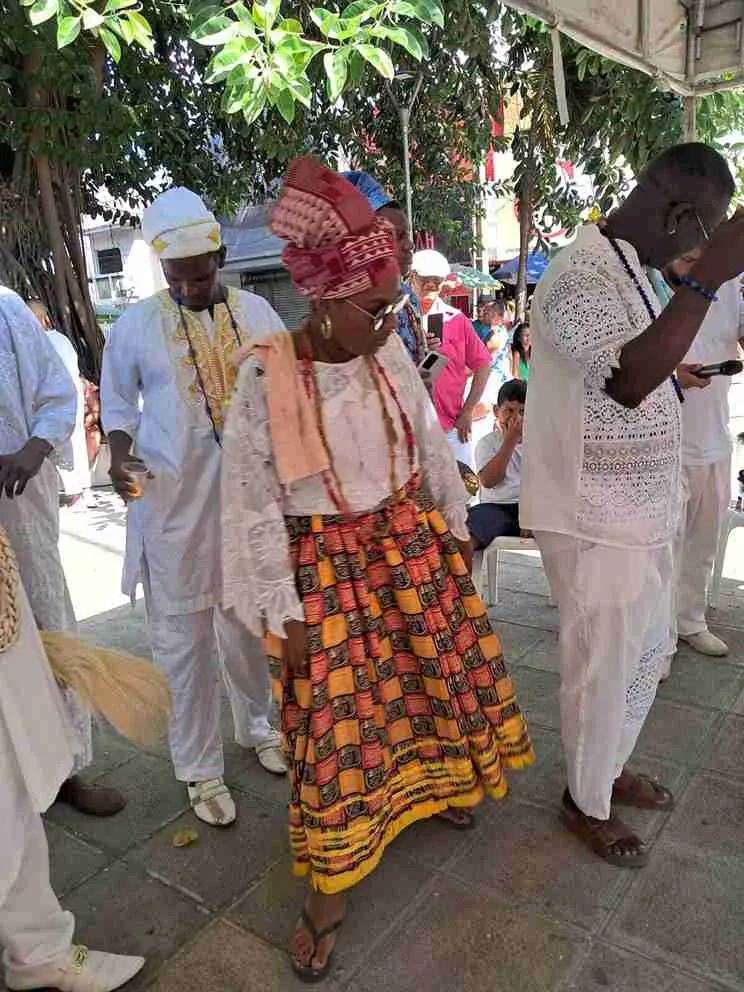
xmin=669 ymin=273 xmax=718 ymax=302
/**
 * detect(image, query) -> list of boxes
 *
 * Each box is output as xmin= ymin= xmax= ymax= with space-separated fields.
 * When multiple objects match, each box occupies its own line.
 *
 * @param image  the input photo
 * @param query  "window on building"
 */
xmin=97 ymin=247 xmax=123 ymax=276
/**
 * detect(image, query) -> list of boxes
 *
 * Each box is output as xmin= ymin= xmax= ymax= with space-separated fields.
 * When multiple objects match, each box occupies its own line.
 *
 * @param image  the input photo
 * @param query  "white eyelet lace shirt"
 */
xmin=221 ymin=332 xmax=470 ymax=638
xmin=521 ymin=225 xmax=683 ymax=549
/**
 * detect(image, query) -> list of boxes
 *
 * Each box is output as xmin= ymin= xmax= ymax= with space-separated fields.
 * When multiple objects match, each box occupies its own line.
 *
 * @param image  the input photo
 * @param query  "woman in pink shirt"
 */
xmin=410 ymin=251 xmax=492 ymax=467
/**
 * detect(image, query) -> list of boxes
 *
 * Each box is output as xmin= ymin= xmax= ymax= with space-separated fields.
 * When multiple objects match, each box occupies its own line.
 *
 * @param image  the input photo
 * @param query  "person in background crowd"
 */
xmin=487 ymin=298 xmax=513 ymax=388
xmin=0 ymin=530 xmax=144 ymax=992
xmin=27 ymin=301 xmax=93 ymax=508
xmin=511 ymin=320 xmax=532 ymax=381
xmin=467 ymin=379 xmax=525 ymax=549
xmin=522 ymin=142 xmax=743 ymax=867
xmin=343 ymin=171 xmax=425 ymax=363
xmin=0 ymin=286 xmax=124 ymax=818
xmin=648 ymin=252 xmax=744 ymax=661
xmin=101 ymin=187 xmax=288 ymax=829
xmin=472 ymin=299 xmax=495 ymax=344
xmin=410 ymin=249 xmax=492 ymax=467
xmin=222 ymin=158 xmax=533 ymax=982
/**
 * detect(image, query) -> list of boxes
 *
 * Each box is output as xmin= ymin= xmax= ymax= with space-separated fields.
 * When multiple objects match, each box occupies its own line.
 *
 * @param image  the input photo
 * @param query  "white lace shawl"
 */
xmin=221 ymin=334 xmax=469 ymax=638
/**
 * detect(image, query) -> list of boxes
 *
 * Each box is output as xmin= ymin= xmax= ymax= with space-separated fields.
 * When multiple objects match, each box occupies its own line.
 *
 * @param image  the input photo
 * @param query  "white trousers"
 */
xmin=536 ymin=532 xmax=674 ymax=820
xmin=143 ymin=569 xmax=274 ymax=782
xmin=676 ymin=457 xmax=731 ymax=637
xmin=0 ymin=804 xmax=74 ymax=985
xmin=0 ymin=462 xmax=91 ymax=774
xmin=445 ymin=428 xmax=473 ymax=469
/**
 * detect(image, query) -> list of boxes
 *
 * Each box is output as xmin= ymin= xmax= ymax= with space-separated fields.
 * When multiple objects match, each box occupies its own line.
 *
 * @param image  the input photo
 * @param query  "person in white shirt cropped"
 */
xmin=651 ymin=254 xmax=744 ymax=659
xmin=522 ymin=142 xmax=744 ymax=869
xmin=467 ymin=379 xmax=525 ymax=548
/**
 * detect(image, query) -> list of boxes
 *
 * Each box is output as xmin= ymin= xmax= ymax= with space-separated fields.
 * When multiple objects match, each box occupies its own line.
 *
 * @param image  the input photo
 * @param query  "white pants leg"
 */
xmin=1 ymin=809 xmax=74 ymax=983
xmin=145 ymin=597 xmax=225 ymax=783
xmin=445 ymin=428 xmax=473 ymax=469
xmin=536 ymin=532 xmax=674 ymax=820
xmin=214 ymin=606 xmax=273 ymax=749
xmin=143 ymin=570 xmax=274 ymax=782
xmin=676 ymin=457 xmax=731 ymax=638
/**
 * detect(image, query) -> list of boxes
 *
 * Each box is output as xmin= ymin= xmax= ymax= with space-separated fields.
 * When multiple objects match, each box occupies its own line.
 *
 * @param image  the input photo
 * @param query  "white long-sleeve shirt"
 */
xmin=0 ymin=287 xmax=76 ymax=463
xmin=101 ymin=287 xmax=285 ymax=614
xmin=221 ymin=332 xmax=470 ymax=638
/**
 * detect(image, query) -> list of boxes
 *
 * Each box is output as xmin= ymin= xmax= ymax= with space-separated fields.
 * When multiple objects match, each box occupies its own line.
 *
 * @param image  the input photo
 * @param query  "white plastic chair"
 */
xmin=709 ymin=506 xmax=744 ymax=609
xmin=473 ymin=535 xmax=555 ymax=607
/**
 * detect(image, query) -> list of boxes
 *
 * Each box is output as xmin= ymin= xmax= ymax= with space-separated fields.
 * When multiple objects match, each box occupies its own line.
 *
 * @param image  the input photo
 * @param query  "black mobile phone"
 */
xmin=427 ymin=313 xmax=444 ymax=343
xmin=695 ymin=360 xmax=743 ymax=379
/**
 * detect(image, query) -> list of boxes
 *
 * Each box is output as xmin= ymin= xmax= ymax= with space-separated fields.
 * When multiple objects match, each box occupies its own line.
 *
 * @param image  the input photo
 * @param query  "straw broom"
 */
xmin=0 ymin=526 xmax=170 ymax=747
xmin=42 ymin=632 xmax=171 ymax=747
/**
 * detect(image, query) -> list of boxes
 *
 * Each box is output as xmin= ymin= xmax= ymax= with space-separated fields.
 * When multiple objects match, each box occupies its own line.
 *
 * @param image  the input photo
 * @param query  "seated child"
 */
xmin=466 ymin=379 xmax=525 ymax=549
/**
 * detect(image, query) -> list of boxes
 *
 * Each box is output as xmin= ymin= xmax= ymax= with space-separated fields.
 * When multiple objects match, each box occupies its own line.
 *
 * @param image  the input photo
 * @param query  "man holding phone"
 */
xmin=410 ymin=250 xmax=492 ymax=467
xmin=650 ymin=254 xmax=744 ymax=660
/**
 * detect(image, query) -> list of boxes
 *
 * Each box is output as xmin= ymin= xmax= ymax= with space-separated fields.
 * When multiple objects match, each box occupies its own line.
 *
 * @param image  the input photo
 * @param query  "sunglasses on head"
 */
xmin=344 ymin=293 xmax=410 ymax=333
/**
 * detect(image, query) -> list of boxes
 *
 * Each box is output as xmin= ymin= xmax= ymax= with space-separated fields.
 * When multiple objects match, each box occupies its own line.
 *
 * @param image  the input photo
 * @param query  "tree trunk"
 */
xmin=22 ymin=48 xmax=104 ymax=378
xmin=515 ymin=134 xmax=536 ymax=323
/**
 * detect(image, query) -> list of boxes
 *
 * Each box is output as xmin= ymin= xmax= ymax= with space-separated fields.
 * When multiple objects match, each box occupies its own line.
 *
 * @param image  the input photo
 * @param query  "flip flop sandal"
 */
xmin=612 ymin=773 xmax=675 ymax=811
xmin=436 ymin=808 xmax=476 ymax=831
xmin=560 ymin=790 xmax=649 ymax=869
xmin=291 ymin=907 xmax=344 ymax=983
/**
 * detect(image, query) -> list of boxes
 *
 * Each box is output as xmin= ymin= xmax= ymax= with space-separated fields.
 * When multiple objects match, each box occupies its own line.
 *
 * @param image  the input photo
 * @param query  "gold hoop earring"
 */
xmin=321 ymin=314 xmax=333 ymax=340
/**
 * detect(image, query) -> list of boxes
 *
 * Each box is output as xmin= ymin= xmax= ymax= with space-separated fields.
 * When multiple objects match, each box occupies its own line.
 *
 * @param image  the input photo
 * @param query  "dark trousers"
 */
xmin=466 ymin=502 xmax=520 ymax=548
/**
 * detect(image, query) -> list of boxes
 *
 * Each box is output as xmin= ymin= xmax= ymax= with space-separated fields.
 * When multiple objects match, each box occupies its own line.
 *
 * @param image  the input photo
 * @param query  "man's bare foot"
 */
xmin=612 ymin=769 xmax=674 ymax=810
xmin=561 ymin=789 xmax=649 ymax=868
xmin=291 ymin=891 xmax=346 ymax=982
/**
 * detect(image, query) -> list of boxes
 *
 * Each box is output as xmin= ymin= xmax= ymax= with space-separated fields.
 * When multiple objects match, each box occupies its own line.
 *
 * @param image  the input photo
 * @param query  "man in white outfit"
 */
xmin=657 ymin=262 xmax=744 ymax=658
xmin=101 ymin=188 xmax=287 ymax=828
xmin=0 ymin=535 xmax=143 ymax=992
xmin=522 ymin=143 xmax=744 ymax=867
xmin=0 ymin=287 xmax=124 ymax=817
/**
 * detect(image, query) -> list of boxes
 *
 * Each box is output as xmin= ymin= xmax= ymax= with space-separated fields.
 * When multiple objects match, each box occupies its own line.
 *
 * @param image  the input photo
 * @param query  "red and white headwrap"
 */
xmin=271 ymin=157 xmax=399 ymax=301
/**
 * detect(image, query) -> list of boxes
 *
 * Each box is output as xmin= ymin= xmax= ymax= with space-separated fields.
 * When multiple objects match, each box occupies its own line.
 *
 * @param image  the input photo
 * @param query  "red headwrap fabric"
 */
xmin=271 ymin=157 xmax=399 ymax=301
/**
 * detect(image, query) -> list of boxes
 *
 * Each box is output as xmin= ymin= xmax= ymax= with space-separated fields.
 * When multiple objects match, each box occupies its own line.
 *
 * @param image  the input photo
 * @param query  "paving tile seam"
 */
xmin=600 ymin=927 xmax=744 ymax=992
xmin=335 ymin=870 xmax=462 ymax=987
xmin=55 ymin=805 xmax=191 ymax=860
xmin=140 ymin=866 xmax=211 ymax=909
xmin=554 ymin=934 xmax=737 ymax=992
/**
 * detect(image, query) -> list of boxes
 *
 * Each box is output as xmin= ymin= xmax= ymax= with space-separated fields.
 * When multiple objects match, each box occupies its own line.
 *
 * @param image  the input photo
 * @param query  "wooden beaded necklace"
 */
xmin=297 ymin=328 xmax=416 ymax=519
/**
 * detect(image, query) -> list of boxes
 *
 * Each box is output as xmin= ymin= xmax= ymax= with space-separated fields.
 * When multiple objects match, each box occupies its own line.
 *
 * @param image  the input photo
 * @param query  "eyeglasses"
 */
xmin=344 ymin=293 xmax=410 ymax=333
xmin=693 ymin=210 xmax=710 ymax=241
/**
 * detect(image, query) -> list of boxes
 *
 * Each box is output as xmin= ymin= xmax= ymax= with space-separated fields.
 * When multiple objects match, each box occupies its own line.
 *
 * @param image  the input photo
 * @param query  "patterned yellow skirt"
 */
xmin=265 ymin=493 xmax=534 ymax=895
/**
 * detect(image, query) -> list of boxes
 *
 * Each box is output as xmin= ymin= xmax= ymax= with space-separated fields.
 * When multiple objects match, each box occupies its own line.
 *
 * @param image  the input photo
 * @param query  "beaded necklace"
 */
xmin=175 ymin=292 xmax=244 ymax=446
xmin=602 ymin=233 xmax=684 ymax=404
xmin=297 ymin=330 xmax=416 ymax=519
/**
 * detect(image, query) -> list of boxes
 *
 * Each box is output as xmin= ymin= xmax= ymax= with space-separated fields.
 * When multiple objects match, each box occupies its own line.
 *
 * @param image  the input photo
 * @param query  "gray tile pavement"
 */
xmin=18 ymin=500 xmax=744 ymax=990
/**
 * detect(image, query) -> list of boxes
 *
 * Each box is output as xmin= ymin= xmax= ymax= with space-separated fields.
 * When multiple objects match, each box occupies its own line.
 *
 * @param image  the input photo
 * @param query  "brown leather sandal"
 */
xmin=612 ymin=772 xmax=675 ymax=811
xmin=560 ymin=789 xmax=649 ymax=868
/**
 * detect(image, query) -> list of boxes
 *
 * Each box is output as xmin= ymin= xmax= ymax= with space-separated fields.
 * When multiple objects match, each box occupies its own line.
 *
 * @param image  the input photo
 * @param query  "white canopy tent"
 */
xmin=503 ymin=1 xmax=744 ymax=123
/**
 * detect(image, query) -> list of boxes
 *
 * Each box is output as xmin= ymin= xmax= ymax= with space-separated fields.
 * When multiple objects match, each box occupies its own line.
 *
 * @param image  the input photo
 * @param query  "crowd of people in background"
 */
xmin=1 ymin=141 xmax=744 ymax=989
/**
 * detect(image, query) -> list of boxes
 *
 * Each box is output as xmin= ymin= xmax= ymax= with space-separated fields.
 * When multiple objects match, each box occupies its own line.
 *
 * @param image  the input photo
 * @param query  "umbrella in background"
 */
xmin=492 ymin=252 xmax=549 ymax=285
xmin=451 ymin=265 xmax=502 ymax=291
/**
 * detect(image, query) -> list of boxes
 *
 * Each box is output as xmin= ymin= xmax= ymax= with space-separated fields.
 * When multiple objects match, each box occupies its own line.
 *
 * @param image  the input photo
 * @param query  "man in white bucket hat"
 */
xmin=101 ymin=187 xmax=287 ymax=828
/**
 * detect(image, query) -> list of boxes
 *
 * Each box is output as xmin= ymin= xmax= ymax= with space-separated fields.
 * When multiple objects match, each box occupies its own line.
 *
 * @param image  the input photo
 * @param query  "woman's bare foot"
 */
xmin=291 ymin=890 xmax=346 ymax=981
xmin=437 ymin=807 xmax=476 ymax=830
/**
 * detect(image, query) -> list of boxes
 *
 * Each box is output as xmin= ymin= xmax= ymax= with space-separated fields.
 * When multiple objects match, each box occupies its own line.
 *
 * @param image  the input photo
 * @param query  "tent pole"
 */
xmin=683 ymin=94 xmax=697 ymax=142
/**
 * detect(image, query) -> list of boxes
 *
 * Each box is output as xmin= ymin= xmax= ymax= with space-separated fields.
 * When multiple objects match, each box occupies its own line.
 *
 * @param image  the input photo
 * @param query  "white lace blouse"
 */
xmin=521 ymin=225 xmax=683 ymax=549
xmin=222 ymin=333 xmax=470 ymax=638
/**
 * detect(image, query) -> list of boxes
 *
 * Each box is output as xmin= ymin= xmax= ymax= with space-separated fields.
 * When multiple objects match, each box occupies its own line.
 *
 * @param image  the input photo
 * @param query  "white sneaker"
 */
xmin=679 ymin=630 xmax=729 ymax=657
xmin=6 ymin=945 xmax=145 ymax=991
xmin=256 ymin=731 xmax=288 ymax=775
xmin=187 ymin=778 xmax=236 ymax=826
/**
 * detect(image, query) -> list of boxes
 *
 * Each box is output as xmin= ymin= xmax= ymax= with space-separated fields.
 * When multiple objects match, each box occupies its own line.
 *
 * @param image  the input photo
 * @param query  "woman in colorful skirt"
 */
xmin=221 ymin=158 xmax=533 ymax=982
